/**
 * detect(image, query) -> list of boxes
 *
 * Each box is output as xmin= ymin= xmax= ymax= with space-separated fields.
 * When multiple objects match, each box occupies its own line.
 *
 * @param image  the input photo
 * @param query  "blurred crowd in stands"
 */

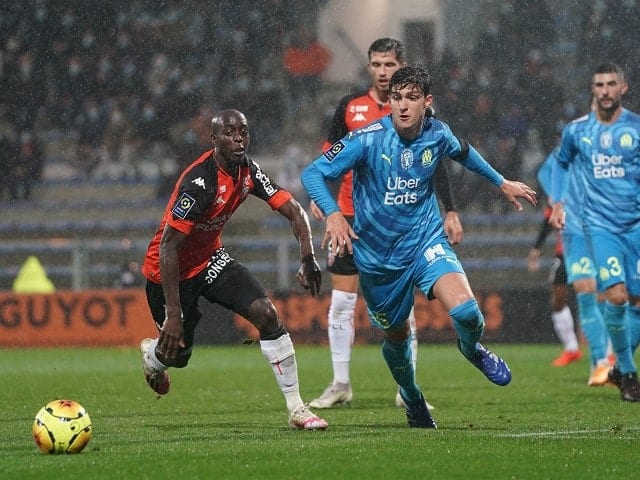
xmin=0 ymin=1 xmax=638 ymax=213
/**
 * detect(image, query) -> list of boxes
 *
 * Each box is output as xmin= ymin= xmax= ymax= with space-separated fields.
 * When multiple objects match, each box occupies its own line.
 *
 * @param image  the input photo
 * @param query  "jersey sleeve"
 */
xmin=302 ymin=136 xmax=364 ymax=216
xmin=536 ymin=149 xmax=556 ymax=199
xmin=453 ymin=142 xmax=504 ymax=186
xmin=248 ymin=159 xmax=293 ymax=210
xmin=551 ymin=125 xmax=575 ymax=202
xmin=167 ymin=163 xmax=217 ymax=235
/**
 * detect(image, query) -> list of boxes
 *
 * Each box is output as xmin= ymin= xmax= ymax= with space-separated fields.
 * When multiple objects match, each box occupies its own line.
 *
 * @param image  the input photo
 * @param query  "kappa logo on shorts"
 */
xmin=323 ymin=141 xmax=345 ymax=162
xmin=171 ymin=192 xmax=196 ymax=219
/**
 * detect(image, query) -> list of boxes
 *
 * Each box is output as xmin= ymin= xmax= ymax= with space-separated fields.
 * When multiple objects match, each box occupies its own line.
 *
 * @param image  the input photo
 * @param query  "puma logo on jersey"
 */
xmin=381 ymin=153 xmax=392 ymax=164
xmin=191 ymin=177 xmax=206 ymax=189
xmin=581 ymin=137 xmax=592 ymax=145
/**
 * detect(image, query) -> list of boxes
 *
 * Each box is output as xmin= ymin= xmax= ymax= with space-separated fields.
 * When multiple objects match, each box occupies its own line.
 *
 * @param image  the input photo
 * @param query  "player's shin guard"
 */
xmin=382 ymin=338 xmax=420 ymax=403
xmin=625 ymin=305 xmax=640 ymax=354
xmin=450 ymin=299 xmax=484 ymax=359
xmin=602 ymin=301 xmax=636 ymax=374
xmin=327 ymin=290 xmax=357 ymax=384
xmin=576 ymin=292 xmax=608 ymax=365
xmin=260 ymin=332 xmax=303 ymax=411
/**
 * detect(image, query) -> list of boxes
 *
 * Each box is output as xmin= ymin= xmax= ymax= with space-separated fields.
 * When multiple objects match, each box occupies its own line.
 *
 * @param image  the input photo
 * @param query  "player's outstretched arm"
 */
xmin=278 ymin=198 xmax=321 ymax=296
xmin=157 ymin=224 xmax=187 ymax=365
xmin=499 ymin=180 xmax=537 ymax=211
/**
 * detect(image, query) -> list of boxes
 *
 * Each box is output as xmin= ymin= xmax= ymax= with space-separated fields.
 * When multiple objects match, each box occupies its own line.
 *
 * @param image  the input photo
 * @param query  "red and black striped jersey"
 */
xmin=142 ymin=149 xmax=291 ymax=282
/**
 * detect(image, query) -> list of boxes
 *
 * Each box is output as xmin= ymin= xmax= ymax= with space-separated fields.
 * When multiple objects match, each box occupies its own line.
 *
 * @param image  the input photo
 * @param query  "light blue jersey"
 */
xmin=536 ymin=149 xmax=555 ymax=199
xmin=540 ymin=146 xmax=596 ymax=283
xmin=302 ymin=115 xmax=503 ymax=275
xmin=553 ymin=109 xmax=640 ymax=234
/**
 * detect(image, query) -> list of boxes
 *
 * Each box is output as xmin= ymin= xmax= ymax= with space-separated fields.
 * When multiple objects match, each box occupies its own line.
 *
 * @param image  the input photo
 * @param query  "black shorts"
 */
xmin=549 ymin=255 xmax=568 ymax=286
xmin=327 ymin=215 xmax=358 ymax=276
xmin=145 ymin=247 xmax=267 ymax=364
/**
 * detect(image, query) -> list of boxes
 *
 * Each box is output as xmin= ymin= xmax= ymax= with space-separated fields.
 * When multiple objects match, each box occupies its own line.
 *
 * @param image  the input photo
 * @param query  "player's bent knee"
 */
xmin=449 ymin=299 xmax=484 ymax=331
xmin=248 ymin=297 xmax=280 ymax=333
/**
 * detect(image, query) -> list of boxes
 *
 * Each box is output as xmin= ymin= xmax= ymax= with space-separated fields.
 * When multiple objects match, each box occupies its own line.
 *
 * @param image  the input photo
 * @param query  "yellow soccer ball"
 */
xmin=32 ymin=399 xmax=92 ymax=454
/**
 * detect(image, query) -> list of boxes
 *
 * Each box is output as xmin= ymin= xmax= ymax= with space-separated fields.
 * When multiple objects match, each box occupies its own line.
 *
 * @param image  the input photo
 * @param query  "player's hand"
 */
xmin=309 ymin=200 xmax=325 ymax=221
xmin=443 ymin=211 xmax=464 ymax=245
xmin=322 ymin=212 xmax=358 ymax=257
xmin=296 ymin=254 xmax=321 ymax=297
xmin=157 ymin=312 xmax=186 ymax=365
xmin=548 ymin=202 xmax=565 ymax=230
xmin=500 ymin=180 xmax=537 ymax=211
xmin=527 ymin=248 xmax=540 ymax=272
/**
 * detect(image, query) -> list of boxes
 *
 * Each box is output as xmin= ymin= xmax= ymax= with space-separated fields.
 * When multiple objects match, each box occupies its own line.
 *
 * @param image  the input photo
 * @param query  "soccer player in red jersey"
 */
xmin=140 ymin=109 xmax=328 ymax=430
xmin=308 ymin=38 xmax=463 ymax=409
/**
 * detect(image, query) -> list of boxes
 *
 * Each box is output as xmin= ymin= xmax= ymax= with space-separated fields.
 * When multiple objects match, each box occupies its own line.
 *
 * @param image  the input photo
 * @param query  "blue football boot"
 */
xmin=459 ymin=341 xmax=512 ymax=386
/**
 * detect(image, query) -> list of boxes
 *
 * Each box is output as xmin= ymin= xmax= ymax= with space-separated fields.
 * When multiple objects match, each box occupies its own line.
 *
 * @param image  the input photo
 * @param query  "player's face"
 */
xmin=212 ymin=118 xmax=250 ymax=164
xmin=390 ymin=84 xmax=433 ymax=139
xmin=367 ymin=51 xmax=404 ymax=99
xmin=591 ymin=72 xmax=627 ymax=115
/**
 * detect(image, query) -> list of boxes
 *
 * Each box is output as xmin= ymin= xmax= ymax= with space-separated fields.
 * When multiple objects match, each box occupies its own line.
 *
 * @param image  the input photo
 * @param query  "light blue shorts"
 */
xmin=359 ymin=236 xmax=464 ymax=331
xmin=586 ymin=225 xmax=640 ymax=296
xmin=562 ymin=231 xmax=597 ymax=285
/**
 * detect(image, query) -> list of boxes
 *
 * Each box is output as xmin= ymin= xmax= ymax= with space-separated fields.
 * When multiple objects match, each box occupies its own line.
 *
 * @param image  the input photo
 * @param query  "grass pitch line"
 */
xmin=497 ymin=427 xmax=640 ymax=438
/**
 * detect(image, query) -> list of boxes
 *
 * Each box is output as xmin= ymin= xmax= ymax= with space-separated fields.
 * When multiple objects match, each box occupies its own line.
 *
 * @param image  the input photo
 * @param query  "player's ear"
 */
xmin=424 ymin=94 xmax=434 ymax=110
xmin=620 ymin=81 xmax=629 ymax=95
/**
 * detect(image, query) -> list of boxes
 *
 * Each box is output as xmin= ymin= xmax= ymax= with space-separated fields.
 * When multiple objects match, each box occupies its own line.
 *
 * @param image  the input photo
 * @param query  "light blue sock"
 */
xmin=602 ymin=301 xmax=636 ymax=374
xmin=625 ymin=305 xmax=640 ymax=353
xmin=381 ymin=338 xmax=421 ymax=403
xmin=450 ymin=299 xmax=484 ymax=358
xmin=576 ymin=292 xmax=608 ymax=365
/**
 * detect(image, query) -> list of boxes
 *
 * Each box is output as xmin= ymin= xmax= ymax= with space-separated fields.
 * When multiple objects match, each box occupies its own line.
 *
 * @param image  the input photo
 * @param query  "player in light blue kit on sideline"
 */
xmin=301 ymin=65 xmax=537 ymax=428
xmin=538 ymin=142 xmax=612 ymax=385
xmin=550 ymin=63 xmax=640 ymax=402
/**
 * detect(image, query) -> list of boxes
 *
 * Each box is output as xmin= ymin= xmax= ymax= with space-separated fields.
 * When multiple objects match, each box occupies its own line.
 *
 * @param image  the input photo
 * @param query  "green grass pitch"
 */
xmin=0 ymin=344 xmax=638 ymax=479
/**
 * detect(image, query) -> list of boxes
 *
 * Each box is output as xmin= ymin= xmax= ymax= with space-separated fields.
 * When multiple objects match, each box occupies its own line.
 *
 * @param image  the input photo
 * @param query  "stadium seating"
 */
xmin=0 ymin=180 xmax=550 ymax=291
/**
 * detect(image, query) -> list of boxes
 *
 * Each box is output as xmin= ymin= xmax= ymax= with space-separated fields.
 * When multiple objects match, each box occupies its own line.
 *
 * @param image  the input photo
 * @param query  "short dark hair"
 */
xmin=390 ymin=65 xmax=432 ymax=96
xmin=368 ymin=37 xmax=406 ymax=64
xmin=594 ymin=62 xmax=625 ymax=81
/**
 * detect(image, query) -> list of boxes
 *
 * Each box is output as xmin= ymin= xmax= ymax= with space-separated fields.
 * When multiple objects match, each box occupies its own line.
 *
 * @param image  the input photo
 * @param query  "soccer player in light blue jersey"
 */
xmin=302 ymin=65 xmax=537 ymax=428
xmin=537 ymin=141 xmax=612 ymax=385
xmin=550 ymin=63 xmax=640 ymax=402
xmin=529 ymin=151 xmax=582 ymax=367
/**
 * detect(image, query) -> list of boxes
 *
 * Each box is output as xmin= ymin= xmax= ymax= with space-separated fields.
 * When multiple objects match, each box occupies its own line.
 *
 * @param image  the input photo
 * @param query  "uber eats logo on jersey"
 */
xmin=384 ymin=176 xmax=419 ymax=205
xmin=591 ymin=152 xmax=624 ymax=179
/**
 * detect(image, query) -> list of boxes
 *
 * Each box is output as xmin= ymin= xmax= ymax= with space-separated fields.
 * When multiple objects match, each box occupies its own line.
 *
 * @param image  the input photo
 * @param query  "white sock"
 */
xmin=144 ymin=338 xmax=167 ymax=371
xmin=260 ymin=333 xmax=303 ymax=412
xmin=328 ymin=289 xmax=357 ymax=384
xmin=607 ymin=339 xmax=614 ymax=357
xmin=551 ymin=306 xmax=579 ymax=351
xmin=408 ymin=307 xmax=418 ymax=372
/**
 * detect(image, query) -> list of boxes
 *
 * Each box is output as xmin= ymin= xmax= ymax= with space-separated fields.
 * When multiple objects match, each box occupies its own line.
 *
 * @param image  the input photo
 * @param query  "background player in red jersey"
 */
xmin=139 ymin=109 xmax=328 ymax=430
xmin=308 ymin=38 xmax=463 ymax=410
